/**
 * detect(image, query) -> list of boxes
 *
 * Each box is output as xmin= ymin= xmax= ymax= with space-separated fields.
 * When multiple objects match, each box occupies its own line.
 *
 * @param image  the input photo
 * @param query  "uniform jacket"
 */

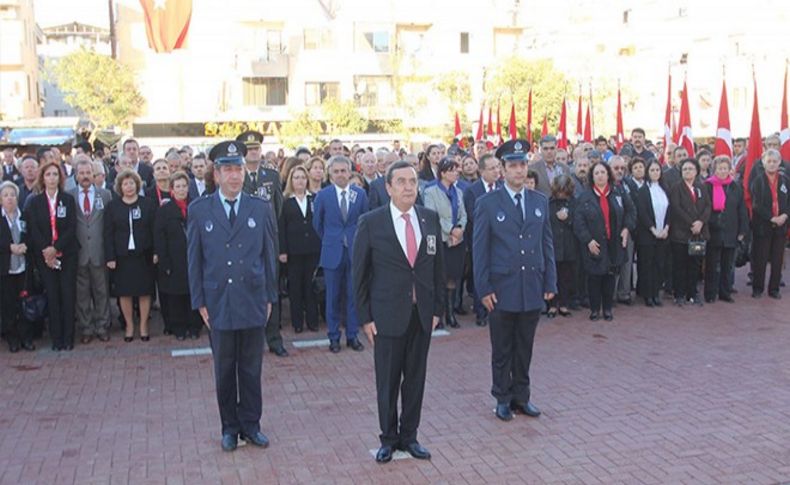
xmin=473 ymin=188 xmax=557 ymax=312
xmin=573 ymin=186 xmax=635 ymax=275
xmin=186 ymin=192 xmax=278 ymax=330
xmin=312 ymin=184 xmax=368 ymax=270
xmin=352 ymin=205 xmax=445 ymax=337
xmin=69 ymin=186 xmax=112 ymax=266
xmin=243 ymin=166 xmax=284 ymax=217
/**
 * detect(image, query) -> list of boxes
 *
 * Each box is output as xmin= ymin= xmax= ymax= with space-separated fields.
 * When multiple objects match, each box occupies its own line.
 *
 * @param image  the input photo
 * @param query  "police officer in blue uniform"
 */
xmin=473 ymin=139 xmax=557 ymax=422
xmin=187 ymin=140 xmax=278 ymax=452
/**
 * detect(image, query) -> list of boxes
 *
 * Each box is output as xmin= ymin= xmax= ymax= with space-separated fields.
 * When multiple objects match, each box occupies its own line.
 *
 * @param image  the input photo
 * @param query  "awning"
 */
xmin=5 ymin=127 xmax=77 ymax=146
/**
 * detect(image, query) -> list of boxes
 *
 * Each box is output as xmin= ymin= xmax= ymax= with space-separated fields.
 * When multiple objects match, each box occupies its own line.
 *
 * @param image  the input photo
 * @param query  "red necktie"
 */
xmin=488 ymin=183 xmax=494 ymax=192
xmin=402 ymin=213 xmax=417 ymax=267
xmin=83 ymin=188 xmax=91 ymax=216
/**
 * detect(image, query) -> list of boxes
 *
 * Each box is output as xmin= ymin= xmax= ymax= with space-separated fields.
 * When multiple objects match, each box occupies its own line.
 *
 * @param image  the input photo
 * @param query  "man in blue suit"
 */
xmin=187 ymin=141 xmax=278 ymax=452
xmin=463 ymin=153 xmax=502 ymax=327
xmin=473 ymin=139 xmax=557 ymax=422
xmin=313 ymin=155 xmax=368 ymax=353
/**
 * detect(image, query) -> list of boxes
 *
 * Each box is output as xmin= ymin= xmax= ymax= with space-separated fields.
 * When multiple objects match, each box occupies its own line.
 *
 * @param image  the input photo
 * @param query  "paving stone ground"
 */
xmin=0 ymin=260 xmax=789 ymax=484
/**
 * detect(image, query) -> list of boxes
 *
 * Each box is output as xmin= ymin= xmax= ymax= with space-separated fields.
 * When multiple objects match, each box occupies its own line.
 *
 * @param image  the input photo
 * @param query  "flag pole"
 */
xmin=588 ymin=79 xmax=594 ymax=140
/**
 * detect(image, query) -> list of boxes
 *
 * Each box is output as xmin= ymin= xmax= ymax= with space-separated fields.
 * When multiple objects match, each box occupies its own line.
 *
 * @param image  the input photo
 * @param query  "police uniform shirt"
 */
xmin=503 ymin=184 xmax=526 ymax=220
xmin=218 ymin=189 xmax=241 ymax=220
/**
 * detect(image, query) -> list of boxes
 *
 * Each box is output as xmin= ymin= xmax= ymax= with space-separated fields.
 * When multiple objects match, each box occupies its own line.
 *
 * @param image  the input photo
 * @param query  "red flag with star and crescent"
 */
xmin=140 ymin=0 xmax=193 ymax=53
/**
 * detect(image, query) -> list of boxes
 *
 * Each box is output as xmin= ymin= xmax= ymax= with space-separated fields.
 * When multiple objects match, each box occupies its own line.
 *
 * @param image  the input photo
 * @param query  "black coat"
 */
xmin=573 ymin=187 xmax=634 ymax=275
xmin=668 ymin=181 xmax=711 ymax=243
xmin=549 ymin=197 xmax=576 ymax=262
xmin=749 ymin=171 xmax=790 ymax=237
xmin=278 ymin=195 xmax=321 ymax=256
xmin=153 ymin=200 xmax=190 ymax=295
xmin=635 ymin=183 xmax=671 ymax=247
xmin=25 ymin=191 xmax=79 ymax=258
xmin=103 ymin=196 xmax=157 ymax=262
xmin=704 ymin=180 xmax=748 ymax=248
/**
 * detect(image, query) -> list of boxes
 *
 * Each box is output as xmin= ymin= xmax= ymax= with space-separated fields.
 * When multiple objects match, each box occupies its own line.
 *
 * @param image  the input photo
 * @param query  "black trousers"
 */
xmin=374 ymin=306 xmax=431 ymax=447
xmin=704 ymin=245 xmax=736 ymax=300
xmin=588 ymin=273 xmax=615 ymax=313
xmin=549 ymin=261 xmax=575 ymax=309
xmin=165 ymin=293 xmax=202 ymax=337
xmin=39 ymin=255 xmax=77 ymax=348
xmin=751 ymin=229 xmax=786 ymax=294
xmin=1 ymin=273 xmax=30 ymax=344
xmin=638 ymin=242 xmax=668 ymax=301
xmin=286 ymin=253 xmax=319 ymax=331
xmin=671 ymin=242 xmax=702 ymax=300
xmin=209 ymin=325 xmax=265 ymax=436
xmin=489 ymin=308 xmax=540 ymax=405
xmin=158 ymin=290 xmax=171 ymax=332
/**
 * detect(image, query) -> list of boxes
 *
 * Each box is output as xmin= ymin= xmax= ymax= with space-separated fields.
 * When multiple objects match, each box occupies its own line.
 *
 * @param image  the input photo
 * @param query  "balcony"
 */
xmin=247 ymin=51 xmax=289 ymax=78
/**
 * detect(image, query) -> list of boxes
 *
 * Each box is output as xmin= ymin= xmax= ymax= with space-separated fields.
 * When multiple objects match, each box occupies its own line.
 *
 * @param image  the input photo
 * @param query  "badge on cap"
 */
xmin=534 ymin=208 xmax=542 ymax=218
xmin=247 ymin=217 xmax=256 ymax=228
xmin=205 ymin=220 xmax=213 ymax=232
xmin=514 ymin=141 xmax=523 ymax=151
xmin=496 ymin=211 xmax=506 ymax=222
xmin=228 ymin=143 xmax=237 ymax=154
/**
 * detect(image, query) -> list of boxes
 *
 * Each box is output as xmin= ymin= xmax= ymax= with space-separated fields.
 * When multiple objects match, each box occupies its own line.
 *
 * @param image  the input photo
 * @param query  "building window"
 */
xmin=356 ymin=30 xmax=389 ymax=53
xmin=304 ymin=28 xmax=333 ymax=50
xmin=622 ymin=9 xmax=630 ymax=24
xmin=242 ymin=77 xmax=288 ymax=106
xmin=305 ymin=82 xmax=339 ymax=106
xmin=354 ymin=75 xmax=394 ymax=107
xmin=267 ymin=30 xmax=284 ymax=59
xmin=54 ymin=109 xmax=69 ymax=117
xmin=460 ymin=32 xmax=469 ymax=54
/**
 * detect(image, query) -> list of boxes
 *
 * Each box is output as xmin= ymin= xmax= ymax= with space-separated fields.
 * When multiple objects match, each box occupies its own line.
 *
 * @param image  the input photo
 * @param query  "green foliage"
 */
xmin=47 ymin=48 xmax=144 ymax=129
xmin=322 ymin=98 xmax=367 ymax=135
xmin=276 ymin=110 xmax=323 ymax=149
xmin=435 ymin=70 xmax=472 ymax=121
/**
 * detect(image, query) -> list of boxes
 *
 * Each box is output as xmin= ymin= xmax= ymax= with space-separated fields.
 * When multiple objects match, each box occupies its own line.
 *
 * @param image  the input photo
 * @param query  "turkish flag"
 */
xmin=453 ymin=112 xmax=462 ymax=142
xmin=663 ymin=73 xmax=673 ymax=148
xmin=743 ymin=78 xmax=762 ymax=212
xmin=583 ymin=104 xmax=592 ymax=143
xmin=556 ymin=97 xmax=568 ymax=150
xmin=508 ymin=102 xmax=517 ymax=141
xmin=475 ymin=106 xmax=484 ymax=141
xmin=576 ymin=94 xmax=583 ymax=142
xmin=541 ymin=114 xmax=548 ymax=138
xmin=140 ymin=0 xmax=193 ymax=53
xmin=615 ymin=88 xmax=624 ymax=151
xmin=714 ymin=80 xmax=732 ymax=158
xmin=495 ymin=101 xmax=502 ymax=146
xmin=781 ymin=65 xmax=790 ymax=161
xmin=677 ymin=81 xmax=694 ymax=156
xmin=526 ymin=88 xmax=533 ymax=144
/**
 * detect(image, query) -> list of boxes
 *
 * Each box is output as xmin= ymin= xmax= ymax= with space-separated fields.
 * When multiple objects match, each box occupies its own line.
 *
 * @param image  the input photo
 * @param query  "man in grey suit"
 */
xmin=70 ymin=155 xmax=113 ymax=343
xmin=530 ymin=135 xmax=571 ymax=197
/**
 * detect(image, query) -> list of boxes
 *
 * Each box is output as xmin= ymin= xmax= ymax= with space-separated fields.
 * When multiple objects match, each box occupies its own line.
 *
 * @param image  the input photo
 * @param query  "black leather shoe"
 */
xmin=270 ymin=346 xmax=289 ymax=357
xmin=475 ymin=318 xmax=488 ymax=327
xmin=511 ymin=401 xmax=541 ymax=417
xmin=307 ymin=324 xmax=319 ymax=332
xmin=401 ymin=442 xmax=431 ymax=460
xmin=329 ymin=340 xmax=341 ymax=353
xmin=294 ymin=327 xmax=303 ymax=334
xmin=674 ymin=297 xmax=685 ymax=306
xmin=63 ymin=344 xmax=74 ymax=351
xmin=603 ymin=311 xmax=613 ymax=321
xmin=495 ymin=403 xmax=513 ymax=421
xmin=652 ymin=298 xmax=663 ymax=307
xmin=752 ymin=290 xmax=762 ymax=299
xmin=589 ymin=311 xmax=600 ymax=321
xmin=221 ymin=434 xmax=238 ymax=452
xmin=645 ymin=298 xmax=654 ymax=307
xmin=769 ymin=291 xmax=782 ymax=300
xmin=375 ymin=445 xmax=393 ymax=463
xmin=21 ymin=341 xmax=35 ymax=351
xmin=719 ymin=295 xmax=735 ymax=303
xmin=240 ymin=431 xmax=269 ymax=448
xmin=8 ymin=342 xmax=20 ymax=353
xmin=347 ymin=338 xmax=364 ymax=351
xmin=617 ymin=298 xmax=632 ymax=306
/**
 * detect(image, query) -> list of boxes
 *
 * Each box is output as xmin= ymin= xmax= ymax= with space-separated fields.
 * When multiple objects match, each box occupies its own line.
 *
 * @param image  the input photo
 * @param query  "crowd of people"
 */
xmin=0 ymin=128 xmax=787 ymax=353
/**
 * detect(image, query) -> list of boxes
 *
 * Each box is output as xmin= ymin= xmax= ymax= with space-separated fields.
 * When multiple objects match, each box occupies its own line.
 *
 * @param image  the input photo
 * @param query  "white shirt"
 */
xmin=293 ymin=193 xmax=308 ymax=218
xmin=503 ymin=183 xmax=527 ymax=220
xmin=78 ymin=185 xmax=95 ymax=214
xmin=218 ymin=189 xmax=241 ymax=220
xmin=482 ymin=179 xmax=498 ymax=193
xmin=195 ymin=179 xmax=206 ymax=196
xmin=127 ymin=207 xmax=136 ymax=251
xmin=390 ymin=202 xmax=422 ymax=260
xmin=334 ymin=184 xmax=350 ymax=208
xmin=648 ymin=182 xmax=669 ymax=231
xmin=2 ymin=207 xmax=25 ymax=274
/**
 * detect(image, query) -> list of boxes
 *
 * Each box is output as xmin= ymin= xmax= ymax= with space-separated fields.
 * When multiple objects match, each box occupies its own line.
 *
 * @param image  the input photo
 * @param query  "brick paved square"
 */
xmin=0 ymin=262 xmax=789 ymax=484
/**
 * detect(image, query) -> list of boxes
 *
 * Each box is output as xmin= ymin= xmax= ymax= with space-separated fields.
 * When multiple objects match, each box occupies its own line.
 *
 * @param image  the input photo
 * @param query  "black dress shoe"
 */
xmin=435 ymin=321 xmax=445 ymax=330
xmin=63 ymin=344 xmax=74 ymax=351
xmin=769 ymin=291 xmax=782 ymax=300
xmin=8 ymin=342 xmax=20 ymax=353
xmin=495 ymin=403 xmax=513 ymax=421
xmin=294 ymin=327 xmax=303 ymax=334
xmin=589 ymin=311 xmax=600 ymax=321
xmin=221 ymin=434 xmax=238 ymax=452
xmin=176 ymin=334 xmax=186 ymax=341
xmin=401 ymin=441 xmax=431 ymax=460
xmin=752 ymin=290 xmax=762 ymax=299
xmin=652 ymin=298 xmax=663 ymax=307
xmin=329 ymin=340 xmax=341 ymax=353
xmin=307 ymin=324 xmax=319 ymax=332
xmin=645 ymin=298 xmax=654 ymax=307
xmin=97 ymin=334 xmax=110 ymax=342
xmin=617 ymin=298 xmax=632 ymax=306
xmin=140 ymin=335 xmax=150 ymax=342
xmin=347 ymin=338 xmax=364 ymax=351
xmin=511 ymin=401 xmax=541 ymax=417
xmin=375 ymin=445 xmax=393 ymax=463
xmin=603 ymin=311 xmax=613 ymax=321
xmin=475 ymin=318 xmax=488 ymax=327
xmin=719 ymin=295 xmax=735 ymax=303
xmin=674 ymin=297 xmax=685 ymax=306
xmin=270 ymin=346 xmax=289 ymax=357
xmin=21 ymin=341 xmax=35 ymax=351
xmin=240 ymin=431 xmax=269 ymax=448
xmin=124 ymin=336 xmax=134 ymax=343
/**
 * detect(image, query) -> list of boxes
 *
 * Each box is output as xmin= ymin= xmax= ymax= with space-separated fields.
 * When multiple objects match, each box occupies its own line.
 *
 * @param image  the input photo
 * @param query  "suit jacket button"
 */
xmin=519 ymin=235 xmax=523 ymax=239
xmin=520 ymin=250 xmax=525 ymax=254
xmin=227 ymin=261 xmax=232 ymax=266
xmin=228 ymin=278 xmax=233 ymax=284
xmin=238 ymin=243 xmax=242 ymax=248
xmin=521 ymin=266 xmax=525 ymax=271
xmin=225 ymin=244 xmax=230 ymax=248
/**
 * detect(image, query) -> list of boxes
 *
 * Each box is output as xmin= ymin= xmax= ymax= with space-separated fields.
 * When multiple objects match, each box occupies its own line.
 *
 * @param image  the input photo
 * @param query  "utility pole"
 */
xmin=108 ymin=0 xmax=116 ymax=59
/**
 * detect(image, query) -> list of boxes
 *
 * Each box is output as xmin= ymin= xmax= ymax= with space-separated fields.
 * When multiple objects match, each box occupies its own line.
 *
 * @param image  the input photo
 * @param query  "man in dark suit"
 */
xmin=473 ymin=139 xmax=557 ymax=422
xmin=313 ymin=155 xmax=368 ymax=353
xmin=122 ymin=138 xmax=154 ymax=188
xmin=463 ymin=153 xmax=502 ymax=326
xmin=2 ymin=147 xmax=21 ymax=183
xmin=531 ymin=135 xmax=571 ymax=197
xmin=238 ymin=130 xmax=288 ymax=357
xmin=353 ymin=161 xmax=444 ymax=463
xmin=187 ymin=140 xmax=278 ymax=452
xmin=187 ymin=153 xmax=210 ymax=199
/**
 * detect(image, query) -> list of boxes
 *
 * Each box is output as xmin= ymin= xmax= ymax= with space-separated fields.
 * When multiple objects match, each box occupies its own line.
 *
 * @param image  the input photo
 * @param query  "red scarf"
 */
xmin=767 ymin=172 xmax=779 ymax=217
xmin=594 ymin=184 xmax=611 ymax=239
xmin=174 ymin=198 xmax=188 ymax=219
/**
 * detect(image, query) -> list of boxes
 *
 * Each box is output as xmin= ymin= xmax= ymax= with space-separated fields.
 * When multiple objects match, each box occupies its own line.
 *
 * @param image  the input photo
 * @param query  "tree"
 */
xmin=485 ymin=58 xmax=568 ymax=139
xmin=276 ymin=110 xmax=323 ymax=149
xmin=435 ymin=70 xmax=472 ymax=122
xmin=322 ymin=98 xmax=367 ymax=135
xmin=47 ymin=48 xmax=144 ymax=129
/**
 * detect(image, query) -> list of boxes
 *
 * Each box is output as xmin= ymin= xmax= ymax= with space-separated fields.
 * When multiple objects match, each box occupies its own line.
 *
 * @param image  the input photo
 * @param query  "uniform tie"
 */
xmin=250 ymin=171 xmax=257 ymax=185
xmin=226 ymin=198 xmax=237 ymax=226
xmin=515 ymin=192 xmax=524 ymax=223
xmin=402 ymin=213 xmax=417 ymax=267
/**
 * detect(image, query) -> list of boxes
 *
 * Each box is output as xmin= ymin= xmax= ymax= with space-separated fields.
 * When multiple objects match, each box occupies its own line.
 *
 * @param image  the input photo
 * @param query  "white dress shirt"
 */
xmin=390 ymin=202 xmax=422 ymax=260
xmin=334 ymin=183 xmax=350 ymax=208
xmin=78 ymin=185 xmax=95 ymax=214
xmin=294 ymin=194 xmax=308 ymax=218
xmin=648 ymin=182 xmax=669 ymax=231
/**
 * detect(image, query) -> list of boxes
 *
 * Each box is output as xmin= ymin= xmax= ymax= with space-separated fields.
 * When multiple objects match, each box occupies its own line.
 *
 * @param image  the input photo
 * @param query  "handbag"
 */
xmin=687 ymin=238 xmax=707 ymax=257
xmin=734 ymin=239 xmax=750 ymax=268
xmin=21 ymin=266 xmax=47 ymax=322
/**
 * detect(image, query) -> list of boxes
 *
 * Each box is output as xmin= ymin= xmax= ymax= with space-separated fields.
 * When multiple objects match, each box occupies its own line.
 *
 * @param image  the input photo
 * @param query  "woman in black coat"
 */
xmin=635 ymin=161 xmax=671 ymax=307
xmin=154 ymin=171 xmax=201 ymax=340
xmin=573 ymin=162 xmax=636 ymax=321
xmin=104 ymin=169 xmax=157 ymax=341
xmin=279 ymin=166 xmax=322 ymax=333
xmin=25 ymin=161 xmax=79 ymax=351
xmin=0 ymin=181 xmax=34 ymax=352
xmin=703 ymin=155 xmax=748 ymax=303
xmin=668 ymin=158 xmax=711 ymax=306
xmin=749 ymin=149 xmax=789 ymax=299
xmin=547 ymin=175 xmax=576 ymax=318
